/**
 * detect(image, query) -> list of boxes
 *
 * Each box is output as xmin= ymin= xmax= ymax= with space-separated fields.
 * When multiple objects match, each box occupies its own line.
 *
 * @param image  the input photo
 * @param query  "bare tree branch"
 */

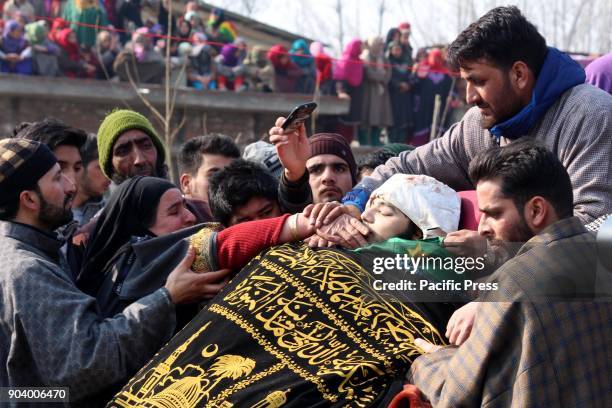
xmin=336 ymin=0 xmax=344 ymax=51
xmin=377 ymin=0 xmax=386 ymax=36
xmin=95 ymin=31 xmax=131 ymax=110
xmin=564 ymin=0 xmax=593 ymax=50
xmin=164 ymin=1 xmax=176 ymax=181
xmin=169 ymin=59 xmax=189 ymax=119
xmin=124 ymin=64 xmax=165 ymax=126
xmin=169 ymin=108 xmax=187 ymax=141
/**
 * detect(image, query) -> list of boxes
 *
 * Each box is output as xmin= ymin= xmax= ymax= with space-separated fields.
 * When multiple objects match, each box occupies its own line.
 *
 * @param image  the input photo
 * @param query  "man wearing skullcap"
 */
xmin=0 ymin=138 xmax=225 ymax=403
xmin=271 ymin=130 xmax=358 ymax=214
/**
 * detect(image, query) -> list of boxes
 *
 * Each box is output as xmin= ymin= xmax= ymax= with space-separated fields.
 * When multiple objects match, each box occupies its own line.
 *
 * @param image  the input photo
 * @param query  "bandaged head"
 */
xmin=368 ymin=174 xmax=460 ymax=238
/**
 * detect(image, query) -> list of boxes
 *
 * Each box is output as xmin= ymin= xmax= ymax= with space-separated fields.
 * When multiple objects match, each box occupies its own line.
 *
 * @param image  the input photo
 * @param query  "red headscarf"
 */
xmin=333 ymin=38 xmax=363 ymax=87
xmin=398 ymin=22 xmax=411 ymax=31
xmin=268 ymin=44 xmax=294 ymax=71
xmin=426 ymin=48 xmax=446 ymax=72
xmin=310 ymin=41 xmax=332 ymax=84
xmin=48 ymin=18 xmax=68 ymax=43
xmin=56 ymin=28 xmax=80 ymax=62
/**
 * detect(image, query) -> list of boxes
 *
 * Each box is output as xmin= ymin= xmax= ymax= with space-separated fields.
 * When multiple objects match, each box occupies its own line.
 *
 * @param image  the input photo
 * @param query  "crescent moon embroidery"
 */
xmin=202 ymin=344 xmax=219 ymax=358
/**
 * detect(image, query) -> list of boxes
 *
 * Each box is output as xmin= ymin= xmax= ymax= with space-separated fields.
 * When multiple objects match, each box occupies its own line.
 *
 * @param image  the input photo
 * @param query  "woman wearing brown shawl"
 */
xmin=359 ymin=36 xmax=393 ymax=146
xmin=244 ymin=44 xmax=274 ymax=92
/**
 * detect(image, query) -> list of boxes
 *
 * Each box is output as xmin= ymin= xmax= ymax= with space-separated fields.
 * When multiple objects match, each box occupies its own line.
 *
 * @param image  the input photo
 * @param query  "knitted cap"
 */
xmin=309 ymin=133 xmax=357 ymax=184
xmin=97 ymin=109 xmax=166 ymax=179
xmin=0 ymin=138 xmax=57 ymax=205
xmin=243 ymin=141 xmax=283 ymax=178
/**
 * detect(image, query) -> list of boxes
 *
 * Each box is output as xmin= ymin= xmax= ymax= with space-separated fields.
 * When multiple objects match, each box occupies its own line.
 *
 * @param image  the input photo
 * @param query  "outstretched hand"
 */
xmin=445 ymin=301 xmax=478 ymax=345
xmin=443 ymin=230 xmax=487 ymax=258
xmin=269 ymin=116 xmax=310 ymax=182
xmin=303 ymin=202 xmax=347 ymax=229
xmin=165 ymin=247 xmax=232 ymax=304
xmin=306 ymin=213 xmax=369 ymax=249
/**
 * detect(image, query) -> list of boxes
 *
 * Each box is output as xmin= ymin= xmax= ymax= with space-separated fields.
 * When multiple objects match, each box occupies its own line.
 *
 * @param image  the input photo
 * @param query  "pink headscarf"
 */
xmin=333 ymin=38 xmax=363 ymax=87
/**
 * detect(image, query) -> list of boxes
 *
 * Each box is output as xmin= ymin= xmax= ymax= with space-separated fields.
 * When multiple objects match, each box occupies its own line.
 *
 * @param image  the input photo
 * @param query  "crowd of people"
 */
xmin=1 ymin=5 xmax=612 ymax=407
xmin=0 ymin=0 xmax=465 ymax=146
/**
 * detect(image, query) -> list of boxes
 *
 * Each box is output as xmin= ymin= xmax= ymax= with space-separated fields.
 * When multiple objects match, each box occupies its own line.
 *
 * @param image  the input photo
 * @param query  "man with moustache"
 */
xmin=0 ymin=139 xmax=223 ymax=403
xmin=409 ymin=141 xmax=610 ymax=407
xmin=96 ymin=109 xmax=168 ymax=185
xmin=271 ymin=131 xmax=358 ymax=213
xmin=308 ymin=6 xmax=612 ymax=251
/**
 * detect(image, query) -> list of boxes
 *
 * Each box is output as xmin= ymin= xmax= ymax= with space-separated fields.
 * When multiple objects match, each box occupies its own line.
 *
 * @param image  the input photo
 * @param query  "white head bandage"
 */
xmin=368 ymin=174 xmax=461 ymax=238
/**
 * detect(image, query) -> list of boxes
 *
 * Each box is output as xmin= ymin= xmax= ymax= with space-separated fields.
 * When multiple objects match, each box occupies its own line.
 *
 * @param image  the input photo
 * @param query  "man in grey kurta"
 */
xmin=346 ymin=83 xmax=612 ymax=223
xmin=339 ymin=7 xmax=612 ymax=225
xmin=0 ymin=138 xmax=212 ymax=404
xmin=0 ymin=220 xmax=175 ymax=402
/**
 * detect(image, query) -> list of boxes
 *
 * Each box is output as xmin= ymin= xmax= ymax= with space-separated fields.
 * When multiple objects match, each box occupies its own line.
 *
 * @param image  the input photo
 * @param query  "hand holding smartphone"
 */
xmin=281 ymin=102 xmax=318 ymax=132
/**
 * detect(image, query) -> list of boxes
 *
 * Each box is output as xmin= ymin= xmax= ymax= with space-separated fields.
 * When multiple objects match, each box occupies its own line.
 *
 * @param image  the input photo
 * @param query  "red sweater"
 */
xmin=216 ymin=214 xmax=291 ymax=270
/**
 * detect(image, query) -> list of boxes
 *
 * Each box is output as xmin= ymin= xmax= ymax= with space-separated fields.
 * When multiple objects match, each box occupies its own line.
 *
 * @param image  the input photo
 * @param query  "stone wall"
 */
xmin=0 ymin=75 xmax=388 ymax=182
xmin=0 ymin=75 xmax=349 ymax=149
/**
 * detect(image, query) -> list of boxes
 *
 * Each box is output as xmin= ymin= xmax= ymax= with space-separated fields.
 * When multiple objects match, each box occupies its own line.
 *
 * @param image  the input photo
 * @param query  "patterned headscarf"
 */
xmin=0 ymin=138 xmax=57 ymax=206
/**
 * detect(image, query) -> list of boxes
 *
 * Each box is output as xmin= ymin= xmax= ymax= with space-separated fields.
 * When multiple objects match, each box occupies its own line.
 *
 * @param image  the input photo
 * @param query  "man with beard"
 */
xmin=408 ymin=141 xmax=610 ymax=407
xmin=307 ymin=6 xmax=612 ymax=254
xmin=0 ymin=139 xmax=225 ymax=404
xmin=15 ymin=119 xmax=88 ymax=238
xmin=97 ymin=109 xmax=167 ymax=186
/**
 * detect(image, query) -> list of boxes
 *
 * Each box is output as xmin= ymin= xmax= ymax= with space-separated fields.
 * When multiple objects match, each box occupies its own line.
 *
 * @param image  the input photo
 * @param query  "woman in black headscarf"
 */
xmin=77 ymin=176 xmax=196 ymax=314
xmin=387 ymin=40 xmax=416 ymax=143
xmin=108 ymin=174 xmax=468 ymax=407
xmin=384 ymin=27 xmax=400 ymax=51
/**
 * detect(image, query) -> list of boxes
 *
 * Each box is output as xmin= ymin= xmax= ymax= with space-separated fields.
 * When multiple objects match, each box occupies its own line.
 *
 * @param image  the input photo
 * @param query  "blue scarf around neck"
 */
xmin=490 ymin=47 xmax=586 ymax=142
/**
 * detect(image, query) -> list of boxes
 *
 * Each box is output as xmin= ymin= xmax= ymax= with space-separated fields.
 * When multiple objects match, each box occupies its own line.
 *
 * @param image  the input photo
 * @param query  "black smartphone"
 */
xmin=281 ymin=102 xmax=318 ymax=132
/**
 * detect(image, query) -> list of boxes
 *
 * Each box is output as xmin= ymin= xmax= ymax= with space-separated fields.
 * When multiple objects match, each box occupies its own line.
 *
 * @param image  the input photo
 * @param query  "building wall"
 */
xmin=0 ymin=76 xmax=348 ymax=147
